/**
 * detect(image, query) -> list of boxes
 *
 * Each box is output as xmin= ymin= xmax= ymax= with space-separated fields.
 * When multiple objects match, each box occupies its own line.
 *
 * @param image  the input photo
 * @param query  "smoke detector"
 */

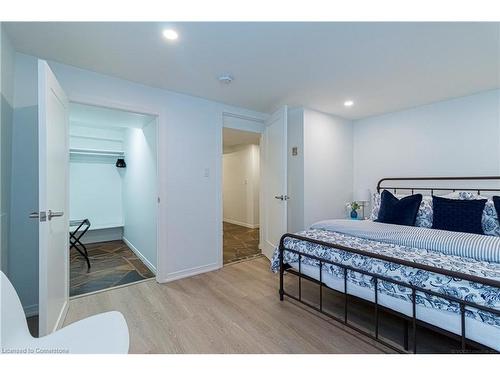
xmin=218 ymin=75 xmax=234 ymax=84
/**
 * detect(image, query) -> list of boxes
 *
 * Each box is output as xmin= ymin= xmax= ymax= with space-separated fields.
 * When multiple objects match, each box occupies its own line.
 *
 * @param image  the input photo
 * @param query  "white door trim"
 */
xmin=219 ymin=112 xmax=266 ymax=267
xmin=64 ymin=94 xmax=164 ymax=282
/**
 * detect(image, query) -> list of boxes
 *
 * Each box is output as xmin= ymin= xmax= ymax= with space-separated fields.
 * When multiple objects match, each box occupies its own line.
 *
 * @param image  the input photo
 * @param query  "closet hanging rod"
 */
xmin=69 ymin=148 xmax=125 ymax=157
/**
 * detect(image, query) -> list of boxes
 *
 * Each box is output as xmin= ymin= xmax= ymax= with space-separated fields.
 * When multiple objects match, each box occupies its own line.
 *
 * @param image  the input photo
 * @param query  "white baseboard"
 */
xmin=55 ymin=300 xmax=68 ymax=332
xmin=158 ymin=262 xmax=220 ymax=283
xmin=122 ymin=237 xmax=157 ymax=275
xmin=223 ymin=218 xmax=259 ymax=229
xmin=82 ymin=227 xmax=123 ymax=244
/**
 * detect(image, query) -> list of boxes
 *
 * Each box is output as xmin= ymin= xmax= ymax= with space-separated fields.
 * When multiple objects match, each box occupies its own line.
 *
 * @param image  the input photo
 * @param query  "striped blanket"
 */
xmin=311 ymin=219 xmax=500 ymax=263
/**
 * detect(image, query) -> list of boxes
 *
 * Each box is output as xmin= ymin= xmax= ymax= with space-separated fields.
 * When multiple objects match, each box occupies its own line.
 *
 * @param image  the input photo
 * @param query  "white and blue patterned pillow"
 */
xmin=370 ymin=191 xmax=500 ymax=235
xmin=415 ymin=196 xmax=433 ymax=228
xmin=370 ymin=192 xmax=381 ymax=221
xmin=443 ymin=191 xmax=478 ymax=200
xmin=482 ymin=200 xmax=500 ymax=236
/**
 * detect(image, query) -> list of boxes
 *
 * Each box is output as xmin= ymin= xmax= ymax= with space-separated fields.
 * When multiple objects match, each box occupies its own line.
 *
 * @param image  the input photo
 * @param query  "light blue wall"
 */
xmin=122 ymin=121 xmax=157 ymax=272
xmin=8 ymin=52 xmax=39 ymax=315
xmin=0 ymin=96 xmax=13 ymax=273
xmin=9 ymin=105 xmax=38 ymax=315
xmin=1 ymin=24 xmax=15 ymax=276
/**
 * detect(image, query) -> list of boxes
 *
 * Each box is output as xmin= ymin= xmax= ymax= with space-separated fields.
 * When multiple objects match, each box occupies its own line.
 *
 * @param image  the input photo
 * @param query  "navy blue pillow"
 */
xmin=376 ymin=190 xmax=422 ymax=226
xmin=493 ymin=196 xmax=500 ymax=219
xmin=432 ymin=196 xmax=486 ymax=234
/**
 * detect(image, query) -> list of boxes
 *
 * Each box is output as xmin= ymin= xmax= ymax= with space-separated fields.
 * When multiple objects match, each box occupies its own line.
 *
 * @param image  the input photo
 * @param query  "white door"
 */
xmin=36 ymin=60 xmax=70 ymax=336
xmin=261 ymin=106 xmax=288 ymax=259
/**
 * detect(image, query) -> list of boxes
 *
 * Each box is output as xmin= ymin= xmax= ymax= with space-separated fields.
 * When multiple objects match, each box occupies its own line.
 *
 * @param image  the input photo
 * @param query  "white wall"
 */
xmin=223 ymin=114 xmax=265 ymax=133
xmin=10 ymin=53 xmax=268 ymax=289
xmin=287 ymin=108 xmax=354 ymax=231
xmin=223 ymin=144 xmax=260 ymax=228
xmin=353 ymin=90 xmax=500 ymax=198
xmin=69 ymin=125 xmax=125 ymax=230
xmin=122 ymin=121 xmax=157 ymax=273
xmin=287 ymin=108 xmax=305 ymax=233
xmin=303 ymin=109 xmax=353 ymax=228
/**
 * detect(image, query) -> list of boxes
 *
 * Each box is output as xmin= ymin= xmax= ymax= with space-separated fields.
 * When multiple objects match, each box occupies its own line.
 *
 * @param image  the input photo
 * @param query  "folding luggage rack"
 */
xmin=70 ymin=219 xmax=91 ymax=269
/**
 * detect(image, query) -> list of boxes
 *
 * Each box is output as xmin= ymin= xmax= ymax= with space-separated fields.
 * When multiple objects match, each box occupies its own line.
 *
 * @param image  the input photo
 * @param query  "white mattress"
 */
xmin=289 ymin=262 xmax=500 ymax=351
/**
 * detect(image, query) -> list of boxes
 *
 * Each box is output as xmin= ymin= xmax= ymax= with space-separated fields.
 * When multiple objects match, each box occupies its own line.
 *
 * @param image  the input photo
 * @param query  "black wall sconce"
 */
xmin=116 ymin=158 xmax=127 ymax=168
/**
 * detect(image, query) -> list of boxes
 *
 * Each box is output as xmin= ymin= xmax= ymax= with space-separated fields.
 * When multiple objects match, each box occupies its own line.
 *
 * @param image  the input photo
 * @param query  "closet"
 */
xmin=68 ymin=103 xmax=157 ymax=296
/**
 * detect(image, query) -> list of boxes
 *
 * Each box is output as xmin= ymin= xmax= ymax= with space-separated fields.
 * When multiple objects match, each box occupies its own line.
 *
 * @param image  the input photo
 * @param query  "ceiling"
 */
xmin=223 ymin=127 xmax=260 ymax=148
xmin=6 ymin=22 xmax=500 ymax=119
xmin=70 ymin=102 xmax=156 ymax=129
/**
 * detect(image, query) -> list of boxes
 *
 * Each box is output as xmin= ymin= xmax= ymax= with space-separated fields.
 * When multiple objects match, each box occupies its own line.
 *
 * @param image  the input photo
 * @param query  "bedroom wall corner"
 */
xmin=352 ymin=89 xmax=500 ymax=205
xmin=286 ymin=107 xmax=354 ymax=231
xmin=303 ymin=108 xmax=353 ymax=228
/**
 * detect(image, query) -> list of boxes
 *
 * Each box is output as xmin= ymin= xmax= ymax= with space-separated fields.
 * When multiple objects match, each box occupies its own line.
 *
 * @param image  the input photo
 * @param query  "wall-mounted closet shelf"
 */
xmin=70 ymin=148 xmax=125 ymax=157
xmin=69 ymin=222 xmax=124 ymax=231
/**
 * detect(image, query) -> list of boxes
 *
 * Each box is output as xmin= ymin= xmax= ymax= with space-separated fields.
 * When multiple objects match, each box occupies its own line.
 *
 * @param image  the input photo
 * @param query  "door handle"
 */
xmin=274 ymin=195 xmax=290 ymax=201
xmin=48 ymin=210 xmax=64 ymax=221
xmin=29 ymin=211 xmax=47 ymax=222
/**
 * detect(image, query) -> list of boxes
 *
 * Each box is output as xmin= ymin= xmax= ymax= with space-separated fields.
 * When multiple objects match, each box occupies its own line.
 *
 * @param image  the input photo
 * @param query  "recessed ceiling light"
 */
xmin=344 ymin=100 xmax=354 ymax=107
xmin=162 ymin=29 xmax=178 ymax=41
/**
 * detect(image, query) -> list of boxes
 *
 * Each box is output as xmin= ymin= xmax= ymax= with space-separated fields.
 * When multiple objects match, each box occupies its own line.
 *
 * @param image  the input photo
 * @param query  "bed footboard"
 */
xmin=278 ymin=233 xmax=500 ymax=354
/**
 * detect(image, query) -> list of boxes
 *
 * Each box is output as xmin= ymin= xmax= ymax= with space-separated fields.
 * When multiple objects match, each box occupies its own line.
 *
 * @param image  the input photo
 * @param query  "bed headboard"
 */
xmin=376 ymin=176 xmax=500 ymax=196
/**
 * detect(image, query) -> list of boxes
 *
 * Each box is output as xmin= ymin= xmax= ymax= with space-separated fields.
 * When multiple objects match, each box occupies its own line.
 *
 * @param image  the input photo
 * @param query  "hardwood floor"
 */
xmin=70 ymin=240 xmax=155 ymax=297
xmin=223 ymin=222 xmax=261 ymax=264
xmin=63 ymin=257 xmax=392 ymax=354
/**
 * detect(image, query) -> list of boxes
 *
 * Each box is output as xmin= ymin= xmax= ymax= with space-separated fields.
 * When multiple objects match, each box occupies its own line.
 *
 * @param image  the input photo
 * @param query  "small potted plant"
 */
xmin=349 ymin=201 xmax=361 ymax=219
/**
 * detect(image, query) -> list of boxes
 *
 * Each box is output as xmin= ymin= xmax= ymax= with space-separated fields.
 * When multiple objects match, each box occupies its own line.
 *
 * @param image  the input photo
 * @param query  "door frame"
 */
xmin=219 ymin=112 xmax=266 ymax=267
xmin=65 ymin=94 xmax=163 ymax=285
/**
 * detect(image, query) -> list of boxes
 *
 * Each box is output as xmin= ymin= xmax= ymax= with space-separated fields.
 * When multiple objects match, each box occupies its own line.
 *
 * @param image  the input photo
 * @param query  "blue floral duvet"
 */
xmin=271 ymin=221 xmax=500 ymax=329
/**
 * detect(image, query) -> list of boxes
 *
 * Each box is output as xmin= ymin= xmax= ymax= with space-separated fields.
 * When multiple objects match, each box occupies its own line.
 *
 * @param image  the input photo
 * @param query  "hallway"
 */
xmin=223 ymin=222 xmax=261 ymax=264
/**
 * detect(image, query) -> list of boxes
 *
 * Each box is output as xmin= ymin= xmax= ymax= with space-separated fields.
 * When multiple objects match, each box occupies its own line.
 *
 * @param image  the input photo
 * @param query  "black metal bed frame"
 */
xmin=278 ymin=176 xmax=500 ymax=353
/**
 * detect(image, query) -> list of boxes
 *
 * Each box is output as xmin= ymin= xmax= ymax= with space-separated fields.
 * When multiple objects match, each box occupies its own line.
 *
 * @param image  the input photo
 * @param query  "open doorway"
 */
xmin=222 ymin=127 xmax=262 ymax=264
xmin=68 ymin=103 xmax=158 ymax=297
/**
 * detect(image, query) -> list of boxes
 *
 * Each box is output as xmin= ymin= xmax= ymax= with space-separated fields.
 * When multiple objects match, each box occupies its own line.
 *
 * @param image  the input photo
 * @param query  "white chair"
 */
xmin=0 ymin=271 xmax=130 ymax=354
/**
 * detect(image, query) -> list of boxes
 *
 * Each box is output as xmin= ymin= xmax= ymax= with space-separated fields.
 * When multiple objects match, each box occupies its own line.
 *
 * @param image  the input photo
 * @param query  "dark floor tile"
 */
xmin=117 ymin=270 xmax=145 ymax=285
xmin=223 ymin=222 xmax=261 ymax=264
xmin=70 ymin=240 xmax=154 ymax=297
